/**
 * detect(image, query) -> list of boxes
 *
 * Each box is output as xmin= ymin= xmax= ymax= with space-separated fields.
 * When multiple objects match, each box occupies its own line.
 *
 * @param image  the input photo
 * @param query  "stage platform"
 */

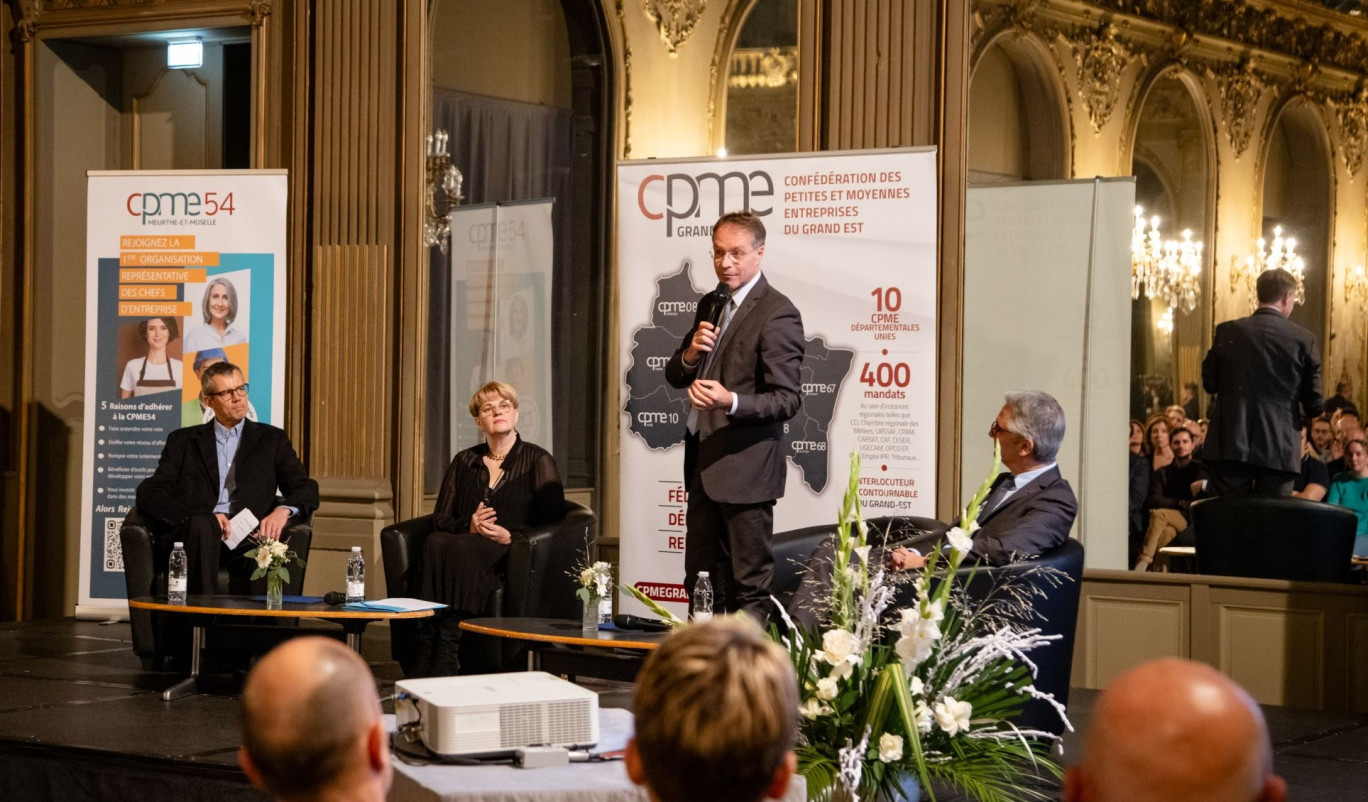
xmin=1 ymin=618 xmax=1365 ymax=801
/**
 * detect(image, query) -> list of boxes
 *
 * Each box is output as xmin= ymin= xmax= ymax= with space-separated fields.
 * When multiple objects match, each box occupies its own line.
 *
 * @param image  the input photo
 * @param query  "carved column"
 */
xmin=301 ymin=0 xmax=425 ymax=591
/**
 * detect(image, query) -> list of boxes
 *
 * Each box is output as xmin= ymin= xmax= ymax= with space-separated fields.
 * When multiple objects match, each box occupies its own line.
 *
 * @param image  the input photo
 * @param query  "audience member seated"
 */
xmin=1128 ymin=419 xmax=1144 ymax=455
xmin=1326 ymin=411 xmax=1363 ymax=477
xmin=1165 ymin=404 xmax=1187 ymax=433
xmin=1064 ymin=658 xmax=1286 ymax=802
xmin=1128 ymin=431 xmax=1150 ymax=567
xmin=1323 ymin=377 xmax=1356 ymax=419
xmin=1180 ymin=381 xmax=1201 ymax=422
xmin=1311 ymin=415 xmax=1335 ymax=463
xmin=411 ymin=381 xmax=564 ymax=676
xmin=1144 ymin=415 xmax=1174 ymax=472
xmin=239 ymin=637 xmax=392 ymax=802
xmin=627 ymin=617 xmax=797 ymax=802
xmin=135 ymin=361 xmax=318 ymax=594
xmin=790 ymin=391 xmax=1078 ymax=623
xmin=1134 ymin=427 xmax=1206 ymax=571
xmin=1294 ymin=421 xmax=1330 ymax=502
xmin=1326 ymin=438 xmax=1368 ymax=549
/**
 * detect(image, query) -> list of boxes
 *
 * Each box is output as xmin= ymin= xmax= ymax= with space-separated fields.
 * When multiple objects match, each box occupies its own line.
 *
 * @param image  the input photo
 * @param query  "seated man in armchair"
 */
xmin=135 ymin=361 xmax=319 ymax=594
xmin=790 ymin=390 xmax=1078 ymax=623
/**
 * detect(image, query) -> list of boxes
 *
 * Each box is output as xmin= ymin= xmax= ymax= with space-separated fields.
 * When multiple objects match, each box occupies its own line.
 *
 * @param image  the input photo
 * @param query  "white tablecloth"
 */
xmin=387 ymin=708 xmax=805 ymax=802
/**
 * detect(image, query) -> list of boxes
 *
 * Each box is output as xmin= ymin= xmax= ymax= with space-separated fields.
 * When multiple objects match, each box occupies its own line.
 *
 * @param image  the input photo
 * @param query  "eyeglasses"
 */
xmin=479 ymin=400 xmax=515 ymax=417
xmin=206 ymin=383 xmax=249 ymax=401
xmin=989 ymin=418 xmax=1015 ymax=438
xmin=710 ymin=247 xmax=756 ymax=263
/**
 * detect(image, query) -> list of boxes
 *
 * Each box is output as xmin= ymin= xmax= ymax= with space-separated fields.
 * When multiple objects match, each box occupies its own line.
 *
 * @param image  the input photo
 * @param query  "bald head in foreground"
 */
xmin=627 ymin=616 xmax=798 ymax=802
xmin=239 ymin=637 xmax=392 ymax=802
xmin=1066 ymin=658 xmax=1286 ymax=802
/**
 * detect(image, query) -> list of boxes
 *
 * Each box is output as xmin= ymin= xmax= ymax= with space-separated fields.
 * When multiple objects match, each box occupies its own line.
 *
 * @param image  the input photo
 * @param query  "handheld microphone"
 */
xmin=612 ymin=614 xmax=673 ymax=632
xmin=323 ymin=590 xmax=347 ymax=605
xmin=704 ymin=282 xmax=730 ymax=330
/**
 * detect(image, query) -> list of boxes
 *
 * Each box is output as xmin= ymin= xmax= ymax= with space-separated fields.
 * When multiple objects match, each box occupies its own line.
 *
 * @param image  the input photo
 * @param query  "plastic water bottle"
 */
xmin=167 ymin=542 xmax=187 ymax=604
xmin=692 ymin=571 xmax=714 ymax=622
xmin=346 ymin=546 xmax=365 ymax=603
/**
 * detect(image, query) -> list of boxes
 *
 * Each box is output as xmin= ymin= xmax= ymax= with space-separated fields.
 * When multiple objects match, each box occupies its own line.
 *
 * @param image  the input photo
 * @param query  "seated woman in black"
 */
xmin=416 ymin=381 xmax=564 ymax=675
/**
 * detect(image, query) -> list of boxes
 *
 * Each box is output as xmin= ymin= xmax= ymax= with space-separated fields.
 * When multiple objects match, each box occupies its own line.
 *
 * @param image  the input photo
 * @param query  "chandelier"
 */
xmin=1230 ymin=225 xmax=1305 ymax=309
xmin=1131 ymin=206 xmax=1204 ymax=314
xmin=1155 ymin=306 xmax=1174 ymax=336
xmin=423 ymin=129 xmax=465 ymax=253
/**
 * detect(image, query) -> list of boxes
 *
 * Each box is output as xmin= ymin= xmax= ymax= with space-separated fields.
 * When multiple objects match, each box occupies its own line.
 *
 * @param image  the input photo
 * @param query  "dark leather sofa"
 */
xmin=380 ymin=498 xmax=596 ymax=674
xmin=1191 ymin=495 xmax=1360 ymax=583
xmin=770 ymin=515 xmax=1084 ymax=736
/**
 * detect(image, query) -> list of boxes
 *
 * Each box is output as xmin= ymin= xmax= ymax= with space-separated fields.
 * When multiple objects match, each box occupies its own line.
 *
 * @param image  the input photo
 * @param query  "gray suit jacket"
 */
xmin=664 ymin=273 xmax=805 ymax=504
xmin=1202 ymin=307 xmax=1321 ymax=474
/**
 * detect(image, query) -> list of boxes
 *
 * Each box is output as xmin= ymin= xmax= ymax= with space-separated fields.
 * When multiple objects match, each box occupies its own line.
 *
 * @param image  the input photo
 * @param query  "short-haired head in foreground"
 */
xmin=1065 ymin=658 xmax=1286 ymax=802
xmin=239 ymin=637 xmax=391 ymax=802
xmin=627 ymin=617 xmax=798 ymax=802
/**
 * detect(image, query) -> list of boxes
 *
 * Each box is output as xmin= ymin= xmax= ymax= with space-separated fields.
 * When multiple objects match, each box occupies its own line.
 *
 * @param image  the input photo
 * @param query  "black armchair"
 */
xmin=380 ymin=499 xmax=596 ymax=674
xmin=119 ymin=507 xmax=313 ymax=669
xmin=771 ymin=517 xmax=1083 ymax=736
xmin=1191 ymin=495 xmax=1358 ymax=583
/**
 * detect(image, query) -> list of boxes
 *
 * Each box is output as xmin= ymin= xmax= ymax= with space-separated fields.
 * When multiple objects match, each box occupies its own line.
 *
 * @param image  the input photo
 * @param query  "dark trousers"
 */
xmin=1207 ymin=460 xmax=1296 ymax=498
xmin=684 ymin=473 xmax=776 ymax=625
xmin=165 ymin=513 xmax=253 ymax=594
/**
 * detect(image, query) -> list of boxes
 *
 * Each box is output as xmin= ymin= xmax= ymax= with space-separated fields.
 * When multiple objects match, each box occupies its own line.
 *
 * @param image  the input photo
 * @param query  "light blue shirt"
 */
xmin=994 ymin=462 xmax=1058 ymax=508
xmin=213 ymin=419 xmax=243 ymax=514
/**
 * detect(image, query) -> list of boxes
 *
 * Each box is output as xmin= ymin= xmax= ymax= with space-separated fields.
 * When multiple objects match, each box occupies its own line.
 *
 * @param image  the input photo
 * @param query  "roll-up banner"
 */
xmin=447 ymin=200 xmax=556 ymax=453
xmin=78 ymin=170 xmax=289 ymax=617
xmin=617 ymin=149 xmax=938 ymax=619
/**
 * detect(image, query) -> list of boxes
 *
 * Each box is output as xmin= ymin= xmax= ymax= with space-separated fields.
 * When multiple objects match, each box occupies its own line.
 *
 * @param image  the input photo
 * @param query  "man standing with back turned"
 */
xmin=666 ymin=211 xmax=805 ymax=623
xmin=1202 ymin=268 xmax=1321 ymax=496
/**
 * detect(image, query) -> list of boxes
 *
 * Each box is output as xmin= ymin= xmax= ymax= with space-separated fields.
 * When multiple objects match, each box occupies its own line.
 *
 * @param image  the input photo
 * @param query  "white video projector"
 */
xmin=394 ymin=672 xmax=599 ymax=758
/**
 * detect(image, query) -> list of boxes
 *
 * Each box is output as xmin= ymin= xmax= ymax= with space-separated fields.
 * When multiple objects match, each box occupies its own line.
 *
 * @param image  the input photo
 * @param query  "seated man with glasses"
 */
xmin=136 ymin=361 xmax=319 ymax=594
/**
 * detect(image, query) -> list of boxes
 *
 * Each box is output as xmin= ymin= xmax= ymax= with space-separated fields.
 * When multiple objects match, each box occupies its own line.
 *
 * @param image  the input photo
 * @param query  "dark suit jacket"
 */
xmin=665 ymin=273 xmax=805 ymax=504
xmin=135 ymin=419 xmax=319 ymax=531
xmin=967 ymin=467 xmax=1078 ymax=565
xmin=1202 ymin=307 xmax=1322 ymax=474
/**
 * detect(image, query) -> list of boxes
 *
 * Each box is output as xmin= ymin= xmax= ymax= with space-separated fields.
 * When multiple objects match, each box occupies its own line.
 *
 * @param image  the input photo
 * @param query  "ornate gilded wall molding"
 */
xmin=1085 ymin=1 xmax=1368 ymax=77
xmin=614 ymin=0 xmax=635 ymax=157
xmin=1336 ymin=90 xmax=1368 ymax=178
xmin=1209 ymin=61 xmax=1266 ymax=158
xmin=1073 ymin=25 xmax=1132 ymax=133
xmin=643 ymin=0 xmax=705 ymax=55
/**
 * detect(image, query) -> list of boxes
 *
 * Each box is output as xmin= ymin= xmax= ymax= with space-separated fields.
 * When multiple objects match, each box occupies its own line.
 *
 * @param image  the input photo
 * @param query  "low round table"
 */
xmin=459 ymin=617 xmax=669 ymax=680
xmin=129 ymin=595 xmax=436 ymax=700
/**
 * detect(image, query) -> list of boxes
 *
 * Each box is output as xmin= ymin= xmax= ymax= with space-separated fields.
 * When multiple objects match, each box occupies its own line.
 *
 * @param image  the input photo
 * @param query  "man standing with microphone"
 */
xmin=666 ymin=211 xmax=806 ymax=624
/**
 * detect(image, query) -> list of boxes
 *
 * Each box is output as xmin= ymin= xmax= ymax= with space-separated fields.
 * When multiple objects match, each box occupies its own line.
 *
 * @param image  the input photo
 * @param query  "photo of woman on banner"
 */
xmin=181 ymin=347 xmax=258 ymax=427
xmin=119 ymin=316 xmax=183 ymax=398
xmin=183 ymin=275 xmax=249 ymax=352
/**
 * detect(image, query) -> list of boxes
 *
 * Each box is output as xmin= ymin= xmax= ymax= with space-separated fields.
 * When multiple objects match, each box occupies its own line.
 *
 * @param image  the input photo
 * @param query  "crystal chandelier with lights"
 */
xmin=1230 ymin=225 xmax=1305 ymax=309
xmin=1132 ymin=206 xmax=1204 ymax=315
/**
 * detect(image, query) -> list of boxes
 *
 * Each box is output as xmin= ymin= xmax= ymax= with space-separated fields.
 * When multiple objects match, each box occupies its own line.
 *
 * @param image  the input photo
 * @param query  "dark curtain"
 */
xmin=426 ymin=88 xmax=573 ymax=494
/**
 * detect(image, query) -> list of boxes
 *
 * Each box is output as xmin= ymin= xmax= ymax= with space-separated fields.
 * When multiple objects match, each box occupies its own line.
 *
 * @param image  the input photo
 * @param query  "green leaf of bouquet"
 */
xmin=619 ymin=583 xmax=684 ymax=627
xmin=278 ymin=567 xmax=290 ymax=584
xmin=250 ymin=568 xmax=266 ymax=581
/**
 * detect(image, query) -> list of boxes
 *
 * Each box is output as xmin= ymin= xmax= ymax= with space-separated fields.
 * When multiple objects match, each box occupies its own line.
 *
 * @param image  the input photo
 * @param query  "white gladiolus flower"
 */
xmin=945 ymin=525 xmax=973 ymax=554
xmin=968 ymin=519 xmax=981 ymax=534
xmin=934 ymin=697 xmax=973 ymax=736
xmin=878 ymin=733 xmax=904 ymax=763
xmin=799 ymin=698 xmax=832 ymax=719
xmin=894 ymin=609 xmax=941 ymax=667
xmin=908 ymin=675 xmax=924 ymax=697
xmin=913 ymin=702 xmax=933 ymax=733
xmin=829 ymin=659 xmax=855 ymax=681
xmin=816 ymin=676 xmax=841 ymax=701
xmin=820 ymin=629 xmax=858 ymax=664
xmin=919 ymin=598 xmax=944 ymax=624
xmin=853 ymin=545 xmax=872 ymax=565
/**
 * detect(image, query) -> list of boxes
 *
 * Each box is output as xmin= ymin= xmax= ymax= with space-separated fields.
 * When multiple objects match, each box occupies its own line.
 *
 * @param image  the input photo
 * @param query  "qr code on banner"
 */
xmin=103 ymin=518 xmax=125 ymax=573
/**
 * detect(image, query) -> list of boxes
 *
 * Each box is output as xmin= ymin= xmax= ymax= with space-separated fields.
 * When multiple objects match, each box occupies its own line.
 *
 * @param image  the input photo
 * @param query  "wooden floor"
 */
xmin=0 ymin=618 xmax=1365 ymax=801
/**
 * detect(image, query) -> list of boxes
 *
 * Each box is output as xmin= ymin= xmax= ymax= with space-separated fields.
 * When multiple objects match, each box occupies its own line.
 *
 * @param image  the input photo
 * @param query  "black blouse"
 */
xmin=431 ymin=435 xmax=565 ymax=535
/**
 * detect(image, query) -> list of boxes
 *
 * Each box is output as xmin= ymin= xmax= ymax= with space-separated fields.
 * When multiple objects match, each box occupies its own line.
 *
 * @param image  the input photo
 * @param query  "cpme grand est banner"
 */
xmin=617 ymin=150 xmax=938 ymax=619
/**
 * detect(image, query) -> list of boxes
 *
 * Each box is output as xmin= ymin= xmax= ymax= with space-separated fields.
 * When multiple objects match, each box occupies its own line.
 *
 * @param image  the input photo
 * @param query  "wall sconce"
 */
xmin=1347 ymin=263 xmax=1368 ymax=352
xmin=423 ymin=130 xmax=464 ymax=254
xmin=1155 ymin=306 xmax=1175 ymax=336
xmin=167 ymin=39 xmax=203 ymax=70
xmin=1230 ymin=225 xmax=1305 ymax=309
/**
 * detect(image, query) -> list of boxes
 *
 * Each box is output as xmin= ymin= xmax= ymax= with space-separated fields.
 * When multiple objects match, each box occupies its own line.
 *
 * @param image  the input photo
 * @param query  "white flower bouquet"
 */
xmin=775 ymin=446 xmax=1068 ymax=802
xmin=574 ymin=560 xmax=614 ymax=605
xmin=245 ymin=533 xmax=304 ymax=605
